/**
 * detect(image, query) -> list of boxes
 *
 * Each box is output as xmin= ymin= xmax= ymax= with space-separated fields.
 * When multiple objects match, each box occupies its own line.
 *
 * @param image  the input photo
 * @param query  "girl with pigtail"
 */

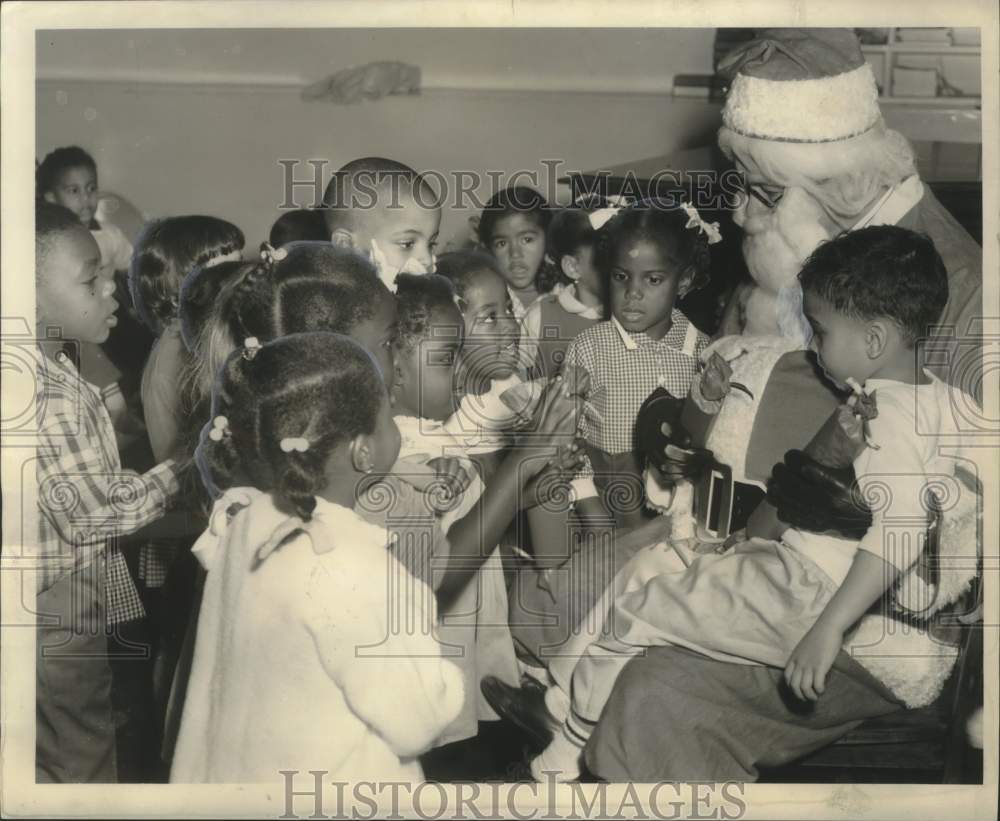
xmin=171 ymin=332 xmax=464 ymax=784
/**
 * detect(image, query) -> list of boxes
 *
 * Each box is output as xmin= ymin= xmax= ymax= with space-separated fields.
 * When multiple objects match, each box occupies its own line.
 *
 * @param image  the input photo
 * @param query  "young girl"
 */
xmin=523 ymin=204 xmax=608 ymax=380
xmin=478 ymin=186 xmax=555 ymax=320
xmin=131 ymin=215 xmax=245 ymax=462
xmin=171 ymin=332 xmax=463 ymax=783
xmin=562 ymin=201 xmax=716 ymax=528
xmin=434 ymin=250 xmax=538 ymax=465
xmin=390 ymin=272 xmax=584 ymax=742
xmin=162 ymin=244 xmax=408 ymax=767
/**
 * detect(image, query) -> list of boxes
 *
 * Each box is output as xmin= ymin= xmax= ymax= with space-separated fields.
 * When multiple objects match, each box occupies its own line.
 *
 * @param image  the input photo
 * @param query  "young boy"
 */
xmin=38 ymin=146 xmax=133 ymax=280
xmin=37 ymin=146 xmax=152 ymax=458
xmin=485 ymin=225 xmax=974 ymax=781
xmin=322 ymin=156 xmax=441 ymax=283
xmin=33 ymin=202 xmax=180 ymax=782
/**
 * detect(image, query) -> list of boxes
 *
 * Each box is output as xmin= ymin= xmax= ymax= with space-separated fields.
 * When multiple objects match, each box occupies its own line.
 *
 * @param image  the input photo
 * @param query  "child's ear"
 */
xmin=349 ymin=433 xmax=376 ymax=474
xmin=865 ymin=320 xmax=890 ymax=359
xmin=42 ymin=191 xmax=57 ymax=205
xmin=467 ymin=214 xmax=480 ymax=237
xmin=330 ymin=228 xmax=355 ymax=250
xmin=560 ymin=254 xmax=582 ymax=282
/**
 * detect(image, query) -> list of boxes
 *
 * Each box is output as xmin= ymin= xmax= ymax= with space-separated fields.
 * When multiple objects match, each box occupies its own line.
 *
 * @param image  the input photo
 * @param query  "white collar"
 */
xmin=192 ymin=488 xmax=387 ymax=571
xmin=864 ymin=368 xmax=938 ymax=393
xmin=853 ymin=175 xmax=925 ymax=231
xmin=611 ymin=315 xmax=639 ymax=351
xmin=556 ymin=283 xmax=603 ymax=320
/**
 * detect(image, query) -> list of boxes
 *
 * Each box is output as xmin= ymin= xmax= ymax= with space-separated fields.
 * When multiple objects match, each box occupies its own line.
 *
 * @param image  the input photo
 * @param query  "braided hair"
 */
xmin=177 ymin=242 xmax=387 ymax=512
xmin=434 ymin=250 xmax=505 ymax=313
xmin=393 ymin=273 xmax=460 ymax=355
xmin=196 ymin=332 xmax=386 ymax=521
xmin=129 ymin=216 xmax=245 ymax=335
xmin=594 ymin=201 xmax=713 ymax=297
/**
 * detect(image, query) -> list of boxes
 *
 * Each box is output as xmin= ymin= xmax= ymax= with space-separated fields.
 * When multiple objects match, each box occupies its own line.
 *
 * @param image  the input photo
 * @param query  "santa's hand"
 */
xmin=767 ymin=450 xmax=872 ymax=539
xmin=657 ymin=442 xmax=714 ymax=483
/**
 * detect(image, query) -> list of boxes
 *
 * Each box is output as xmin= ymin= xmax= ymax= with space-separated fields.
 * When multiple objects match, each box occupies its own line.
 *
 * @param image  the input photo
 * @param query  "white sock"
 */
xmin=544 ymin=684 xmax=570 ymax=723
xmin=530 ymin=729 xmax=582 ymax=783
xmin=517 ymin=659 xmax=550 ymax=686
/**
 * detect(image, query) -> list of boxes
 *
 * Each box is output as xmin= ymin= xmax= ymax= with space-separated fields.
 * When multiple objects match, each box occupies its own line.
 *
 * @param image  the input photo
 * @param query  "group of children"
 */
xmin=33 ymin=145 xmax=970 ymax=785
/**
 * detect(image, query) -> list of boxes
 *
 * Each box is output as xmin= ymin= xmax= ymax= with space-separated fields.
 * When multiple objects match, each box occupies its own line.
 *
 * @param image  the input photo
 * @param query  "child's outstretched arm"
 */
xmin=784 ymin=551 xmax=899 ymax=701
xmin=785 ymin=389 xmax=926 ymax=702
xmin=436 ymin=379 xmax=582 ymax=607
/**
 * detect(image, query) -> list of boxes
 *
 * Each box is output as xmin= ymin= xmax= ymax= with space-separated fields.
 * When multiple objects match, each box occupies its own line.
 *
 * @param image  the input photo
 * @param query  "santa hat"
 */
xmin=719 ymin=28 xmax=882 ymax=143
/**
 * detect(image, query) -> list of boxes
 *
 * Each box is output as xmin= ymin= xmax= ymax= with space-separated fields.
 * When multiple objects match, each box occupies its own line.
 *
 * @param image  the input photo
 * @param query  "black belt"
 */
xmin=694 ymin=461 xmax=766 ymax=541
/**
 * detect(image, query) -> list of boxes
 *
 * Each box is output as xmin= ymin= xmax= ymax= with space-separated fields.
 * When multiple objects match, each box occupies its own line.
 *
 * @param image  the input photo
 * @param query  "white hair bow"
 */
xmin=280 ymin=437 xmax=310 ymax=453
xmin=587 ymin=195 xmax=633 ymax=231
xmin=680 ymin=202 xmax=722 ymax=245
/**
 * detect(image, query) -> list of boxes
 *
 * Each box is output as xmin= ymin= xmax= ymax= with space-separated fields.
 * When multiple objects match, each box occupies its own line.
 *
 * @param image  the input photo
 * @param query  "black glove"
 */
xmin=767 ymin=449 xmax=873 ymax=539
xmin=635 ymin=387 xmax=714 ymax=482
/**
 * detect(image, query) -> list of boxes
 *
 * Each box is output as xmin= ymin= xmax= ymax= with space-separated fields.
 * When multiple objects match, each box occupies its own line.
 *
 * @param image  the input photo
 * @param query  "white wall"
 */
xmin=36 ymin=28 xmax=722 ymax=247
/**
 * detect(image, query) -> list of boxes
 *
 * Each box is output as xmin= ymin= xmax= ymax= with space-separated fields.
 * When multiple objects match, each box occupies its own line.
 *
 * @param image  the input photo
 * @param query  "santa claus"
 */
xmin=484 ymin=28 xmax=985 ymax=783
xmin=717 ymin=28 xmax=983 ymax=402
xmin=578 ymin=28 xmax=985 ymax=782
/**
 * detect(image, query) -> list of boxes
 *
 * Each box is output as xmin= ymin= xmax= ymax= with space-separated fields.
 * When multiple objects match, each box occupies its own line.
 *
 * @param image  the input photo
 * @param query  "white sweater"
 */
xmin=171 ymin=488 xmax=464 ymax=784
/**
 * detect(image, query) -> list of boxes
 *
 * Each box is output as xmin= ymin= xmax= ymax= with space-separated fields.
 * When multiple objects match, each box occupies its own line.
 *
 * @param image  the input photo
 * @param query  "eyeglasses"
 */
xmin=742 ymin=180 xmax=785 ymax=210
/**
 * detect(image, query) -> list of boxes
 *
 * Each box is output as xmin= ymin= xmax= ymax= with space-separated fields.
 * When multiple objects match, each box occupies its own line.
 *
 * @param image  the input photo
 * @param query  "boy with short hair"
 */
xmin=322 ymin=156 xmax=441 ymax=283
xmin=33 ymin=202 xmax=180 ymax=782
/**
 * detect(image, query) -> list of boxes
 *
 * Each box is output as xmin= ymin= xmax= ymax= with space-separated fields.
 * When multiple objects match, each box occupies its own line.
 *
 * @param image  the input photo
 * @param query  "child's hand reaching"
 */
xmin=426 ymin=456 xmax=475 ymax=511
xmin=522 ymin=439 xmax=586 ymax=510
xmin=784 ymin=620 xmax=843 ymax=701
xmin=529 ymin=375 xmax=584 ymax=444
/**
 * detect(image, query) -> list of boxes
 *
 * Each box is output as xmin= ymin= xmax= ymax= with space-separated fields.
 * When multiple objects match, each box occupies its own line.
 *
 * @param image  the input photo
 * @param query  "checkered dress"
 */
xmin=563 ymin=310 xmax=707 ymax=455
xmin=33 ymin=345 xmax=179 ymax=624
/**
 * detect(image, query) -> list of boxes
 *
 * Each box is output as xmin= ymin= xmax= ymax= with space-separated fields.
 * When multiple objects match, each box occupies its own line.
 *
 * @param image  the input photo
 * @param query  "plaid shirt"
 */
xmin=33 ymin=344 xmax=179 ymax=624
xmin=564 ymin=310 xmax=707 ymax=455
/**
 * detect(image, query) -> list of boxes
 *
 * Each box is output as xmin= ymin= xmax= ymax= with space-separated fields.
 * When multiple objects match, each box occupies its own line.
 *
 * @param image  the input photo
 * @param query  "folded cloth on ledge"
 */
xmin=301 ymin=61 xmax=421 ymax=103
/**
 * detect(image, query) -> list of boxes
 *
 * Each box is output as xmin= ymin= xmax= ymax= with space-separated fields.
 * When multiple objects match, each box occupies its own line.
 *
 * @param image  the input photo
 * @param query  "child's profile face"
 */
xmin=488 ymin=213 xmax=546 ymax=292
xmin=43 ymin=165 xmax=99 ymax=227
xmin=571 ymin=244 xmax=603 ymax=303
xmin=456 ymin=268 xmax=520 ymax=383
xmin=347 ymin=285 xmax=399 ymax=392
xmin=802 ymin=290 xmax=872 ymax=388
xmin=37 ymin=225 xmax=118 ymax=344
xmin=394 ymin=303 xmax=465 ymax=422
xmin=608 ymin=238 xmax=687 ymax=340
xmin=354 ymin=191 xmax=441 ymax=275
xmin=369 ymin=391 xmax=403 ymax=474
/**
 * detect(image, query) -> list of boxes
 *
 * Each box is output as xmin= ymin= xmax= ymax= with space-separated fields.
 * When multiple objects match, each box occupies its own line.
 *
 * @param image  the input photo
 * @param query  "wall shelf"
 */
xmin=860 ymin=27 xmax=981 ymax=107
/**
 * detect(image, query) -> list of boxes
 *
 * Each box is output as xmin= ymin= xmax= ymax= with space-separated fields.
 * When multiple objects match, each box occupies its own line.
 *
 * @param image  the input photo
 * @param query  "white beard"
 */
xmin=739 ymin=188 xmax=836 ymax=337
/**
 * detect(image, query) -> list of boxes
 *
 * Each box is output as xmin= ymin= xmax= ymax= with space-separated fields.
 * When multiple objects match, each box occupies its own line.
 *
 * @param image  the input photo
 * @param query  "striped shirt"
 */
xmin=33 ymin=344 xmax=179 ymax=624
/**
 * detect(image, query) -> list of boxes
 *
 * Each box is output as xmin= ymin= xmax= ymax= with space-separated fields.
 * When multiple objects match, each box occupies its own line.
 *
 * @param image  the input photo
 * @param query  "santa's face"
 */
xmin=733 ymin=179 xmax=836 ymax=297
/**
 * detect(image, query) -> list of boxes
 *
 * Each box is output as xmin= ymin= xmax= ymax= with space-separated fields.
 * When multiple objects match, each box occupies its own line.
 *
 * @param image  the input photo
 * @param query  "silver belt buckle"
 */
xmin=695 ymin=460 xmax=735 ymax=542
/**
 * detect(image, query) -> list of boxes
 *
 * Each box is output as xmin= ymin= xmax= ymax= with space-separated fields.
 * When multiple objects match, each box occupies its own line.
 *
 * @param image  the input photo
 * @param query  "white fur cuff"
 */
xmin=723 ymin=64 xmax=881 ymax=142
